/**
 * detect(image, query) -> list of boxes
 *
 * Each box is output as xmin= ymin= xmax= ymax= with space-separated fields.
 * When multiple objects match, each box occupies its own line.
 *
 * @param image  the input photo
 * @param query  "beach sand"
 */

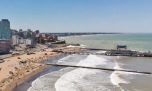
xmin=0 ymin=48 xmax=60 ymax=91
xmin=0 ymin=46 xmax=83 ymax=91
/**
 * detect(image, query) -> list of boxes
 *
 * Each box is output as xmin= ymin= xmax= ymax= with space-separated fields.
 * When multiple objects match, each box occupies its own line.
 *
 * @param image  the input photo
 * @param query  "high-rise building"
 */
xmin=0 ymin=19 xmax=12 ymax=39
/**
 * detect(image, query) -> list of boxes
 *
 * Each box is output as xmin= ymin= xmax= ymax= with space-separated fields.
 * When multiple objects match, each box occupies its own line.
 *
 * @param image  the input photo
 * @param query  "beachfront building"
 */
xmin=12 ymin=29 xmax=37 ymax=47
xmin=37 ymin=33 xmax=58 ymax=44
xmin=0 ymin=19 xmax=12 ymax=54
xmin=0 ymin=19 xmax=12 ymax=39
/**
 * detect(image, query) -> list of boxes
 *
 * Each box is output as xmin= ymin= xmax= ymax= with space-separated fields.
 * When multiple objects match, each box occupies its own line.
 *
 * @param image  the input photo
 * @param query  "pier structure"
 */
xmin=46 ymin=63 xmax=151 ymax=75
xmin=52 ymin=48 xmax=152 ymax=57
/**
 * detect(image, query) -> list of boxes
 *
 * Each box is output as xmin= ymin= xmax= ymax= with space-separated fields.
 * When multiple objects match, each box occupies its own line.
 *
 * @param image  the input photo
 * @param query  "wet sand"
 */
xmin=13 ymin=54 xmax=67 ymax=91
xmin=13 ymin=66 xmax=63 ymax=91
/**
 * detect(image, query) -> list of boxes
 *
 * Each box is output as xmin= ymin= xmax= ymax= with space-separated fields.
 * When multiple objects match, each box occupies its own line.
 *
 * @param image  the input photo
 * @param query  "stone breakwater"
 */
xmin=54 ymin=48 xmax=152 ymax=57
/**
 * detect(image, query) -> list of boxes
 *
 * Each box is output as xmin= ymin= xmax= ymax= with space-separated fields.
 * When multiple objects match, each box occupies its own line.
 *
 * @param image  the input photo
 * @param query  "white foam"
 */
xmin=110 ymin=60 xmax=128 ymax=91
xmin=66 ymin=44 xmax=86 ymax=48
xmin=28 ymin=76 xmax=47 ymax=91
xmin=110 ymin=59 xmax=142 ymax=91
xmin=96 ymin=51 xmax=107 ymax=54
xmin=80 ymin=44 xmax=86 ymax=48
xmin=77 ymin=55 xmax=109 ymax=67
xmin=66 ymin=45 xmax=78 ymax=48
xmin=55 ymin=68 xmax=101 ymax=91
xmin=29 ymin=54 xmax=139 ymax=91
xmin=114 ymin=61 xmax=122 ymax=70
xmin=110 ymin=71 xmax=129 ymax=86
xmin=57 ymin=55 xmax=75 ymax=63
xmin=55 ymin=55 xmax=112 ymax=91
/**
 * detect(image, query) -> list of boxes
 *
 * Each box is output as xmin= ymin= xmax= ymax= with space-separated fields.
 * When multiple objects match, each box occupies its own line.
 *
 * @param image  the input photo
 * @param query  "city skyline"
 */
xmin=0 ymin=0 xmax=152 ymax=33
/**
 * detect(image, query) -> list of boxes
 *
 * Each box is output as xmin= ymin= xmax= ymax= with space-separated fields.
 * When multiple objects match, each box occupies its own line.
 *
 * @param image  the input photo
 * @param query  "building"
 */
xmin=117 ymin=45 xmax=127 ymax=50
xmin=12 ymin=35 xmax=20 ymax=46
xmin=37 ymin=33 xmax=58 ymax=44
xmin=0 ymin=19 xmax=12 ymax=39
xmin=0 ymin=19 xmax=12 ymax=54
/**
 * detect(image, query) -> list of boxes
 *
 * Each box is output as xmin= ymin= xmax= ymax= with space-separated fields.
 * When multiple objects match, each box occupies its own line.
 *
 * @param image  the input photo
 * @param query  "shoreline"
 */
xmin=13 ymin=54 xmax=67 ymax=91
xmin=0 ymin=45 xmax=83 ymax=91
xmin=13 ymin=66 xmax=63 ymax=91
xmin=0 ymin=47 xmax=61 ymax=91
xmin=4 ymin=65 xmax=47 ymax=91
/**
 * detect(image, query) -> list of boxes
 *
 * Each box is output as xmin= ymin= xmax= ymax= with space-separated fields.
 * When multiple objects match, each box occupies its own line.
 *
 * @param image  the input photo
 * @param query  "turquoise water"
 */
xmin=61 ymin=34 xmax=152 ymax=51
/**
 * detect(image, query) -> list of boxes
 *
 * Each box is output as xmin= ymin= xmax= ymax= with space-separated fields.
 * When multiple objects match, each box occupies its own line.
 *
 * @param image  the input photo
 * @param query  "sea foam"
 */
xmin=110 ymin=57 xmax=142 ymax=91
xmin=55 ymin=55 xmax=113 ymax=91
xmin=66 ymin=44 xmax=86 ymax=48
xmin=29 ymin=55 xmax=136 ymax=91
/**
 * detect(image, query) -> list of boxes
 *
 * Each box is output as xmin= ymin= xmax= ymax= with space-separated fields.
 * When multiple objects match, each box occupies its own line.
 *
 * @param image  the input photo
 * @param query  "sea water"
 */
xmin=28 ymin=34 xmax=152 ymax=91
xmin=61 ymin=33 xmax=152 ymax=51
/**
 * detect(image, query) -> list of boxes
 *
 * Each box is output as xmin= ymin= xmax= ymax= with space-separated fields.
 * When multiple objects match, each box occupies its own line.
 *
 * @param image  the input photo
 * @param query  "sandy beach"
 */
xmin=0 ymin=47 xmax=60 ymax=91
xmin=0 ymin=44 xmax=84 ymax=91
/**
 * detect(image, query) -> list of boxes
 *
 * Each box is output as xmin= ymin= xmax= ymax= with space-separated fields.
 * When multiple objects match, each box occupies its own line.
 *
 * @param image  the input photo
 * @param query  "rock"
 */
xmin=0 ymin=60 xmax=4 ymax=63
xmin=17 ymin=57 xmax=21 ymax=59
xmin=14 ymin=67 xmax=18 ymax=70
xmin=19 ymin=60 xmax=27 ymax=65
xmin=9 ymin=71 xmax=14 ymax=75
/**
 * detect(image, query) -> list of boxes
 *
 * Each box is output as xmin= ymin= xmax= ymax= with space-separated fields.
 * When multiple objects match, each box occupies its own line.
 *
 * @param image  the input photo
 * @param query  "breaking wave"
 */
xmin=110 ymin=57 xmax=141 ymax=91
xmin=28 ymin=55 xmax=139 ymax=91
xmin=66 ymin=44 xmax=86 ymax=48
xmin=55 ymin=55 xmax=112 ymax=91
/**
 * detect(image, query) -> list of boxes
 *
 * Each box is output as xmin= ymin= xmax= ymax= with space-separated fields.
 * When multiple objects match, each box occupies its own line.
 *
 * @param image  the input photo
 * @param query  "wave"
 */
xmin=77 ymin=55 xmax=111 ymax=67
xmin=110 ymin=56 xmax=143 ymax=91
xmin=66 ymin=44 xmax=86 ymax=48
xmin=96 ymin=50 xmax=107 ymax=54
xmin=28 ymin=75 xmax=49 ymax=91
xmin=28 ymin=54 xmax=141 ymax=91
xmin=56 ymin=55 xmax=141 ymax=91
xmin=80 ymin=44 xmax=86 ymax=48
xmin=57 ymin=55 xmax=75 ymax=63
xmin=55 ymin=55 xmax=113 ymax=91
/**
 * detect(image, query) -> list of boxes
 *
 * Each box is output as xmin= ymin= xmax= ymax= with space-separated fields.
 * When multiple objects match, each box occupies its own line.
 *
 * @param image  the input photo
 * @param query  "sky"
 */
xmin=0 ymin=0 xmax=152 ymax=33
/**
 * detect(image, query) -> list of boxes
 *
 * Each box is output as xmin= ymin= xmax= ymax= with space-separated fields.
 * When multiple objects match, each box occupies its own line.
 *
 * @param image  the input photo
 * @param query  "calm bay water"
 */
xmin=27 ymin=34 xmax=152 ymax=91
xmin=61 ymin=33 xmax=152 ymax=51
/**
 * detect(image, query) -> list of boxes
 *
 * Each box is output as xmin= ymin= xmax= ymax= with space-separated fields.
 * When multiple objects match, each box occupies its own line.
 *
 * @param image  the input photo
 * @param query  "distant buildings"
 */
xmin=0 ymin=19 xmax=12 ymax=39
xmin=37 ymin=33 xmax=58 ymax=44
xmin=0 ymin=19 xmax=59 ymax=54
xmin=12 ymin=29 xmax=37 ymax=47
xmin=0 ymin=19 xmax=12 ymax=54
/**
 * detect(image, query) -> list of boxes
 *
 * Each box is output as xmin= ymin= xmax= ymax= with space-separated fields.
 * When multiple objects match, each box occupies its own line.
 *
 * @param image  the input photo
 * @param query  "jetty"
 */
xmin=52 ymin=47 xmax=152 ymax=57
xmin=46 ymin=63 xmax=151 ymax=74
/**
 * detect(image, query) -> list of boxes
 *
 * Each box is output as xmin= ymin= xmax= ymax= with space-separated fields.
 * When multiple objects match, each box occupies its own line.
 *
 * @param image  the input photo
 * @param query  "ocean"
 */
xmin=61 ymin=33 xmax=152 ymax=51
xmin=27 ymin=34 xmax=152 ymax=91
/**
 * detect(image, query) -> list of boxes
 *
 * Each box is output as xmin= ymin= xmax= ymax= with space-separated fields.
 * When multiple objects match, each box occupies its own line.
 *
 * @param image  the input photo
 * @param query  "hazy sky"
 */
xmin=0 ymin=0 xmax=152 ymax=33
